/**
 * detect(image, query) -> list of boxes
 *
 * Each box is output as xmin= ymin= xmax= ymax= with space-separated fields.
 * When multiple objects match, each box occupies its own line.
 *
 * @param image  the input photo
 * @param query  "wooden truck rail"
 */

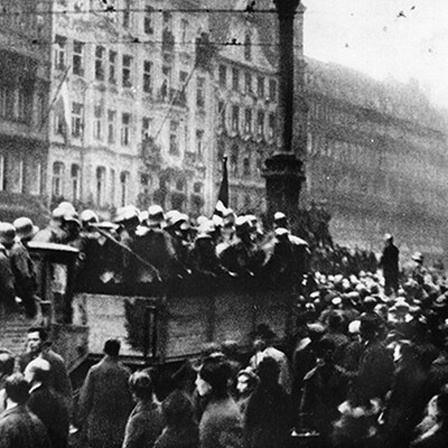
xmin=72 ymin=287 xmax=296 ymax=365
xmin=0 ymin=242 xmax=298 ymax=375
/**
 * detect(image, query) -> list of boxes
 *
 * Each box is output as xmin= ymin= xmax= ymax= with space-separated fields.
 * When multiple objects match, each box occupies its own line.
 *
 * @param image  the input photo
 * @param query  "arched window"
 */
xmin=71 ymin=164 xmax=81 ymax=202
xmin=244 ymin=32 xmax=252 ymax=61
xmin=120 ymin=171 xmax=129 ymax=206
xmin=52 ymin=162 xmax=65 ymax=197
xmin=96 ymin=166 xmax=106 ymax=206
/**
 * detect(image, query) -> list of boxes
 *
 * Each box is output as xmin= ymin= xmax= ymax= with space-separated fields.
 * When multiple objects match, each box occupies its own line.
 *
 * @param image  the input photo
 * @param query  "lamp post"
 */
xmin=263 ymin=0 xmax=305 ymax=230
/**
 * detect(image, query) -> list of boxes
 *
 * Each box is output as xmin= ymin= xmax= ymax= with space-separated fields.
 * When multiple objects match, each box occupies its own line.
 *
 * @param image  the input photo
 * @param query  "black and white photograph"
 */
xmin=1 ymin=0 xmax=448 ymax=447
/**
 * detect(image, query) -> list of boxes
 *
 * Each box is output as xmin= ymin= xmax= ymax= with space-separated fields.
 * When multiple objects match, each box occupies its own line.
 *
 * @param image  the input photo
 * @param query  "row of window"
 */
xmin=217 ymin=101 xmax=276 ymax=139
xmin=218 ymin=64 xmax=277 ymax=102
xmin=55 ymin=37 xmax=137 ymax=88
xmin=52 ymin=162 xmax=130 ymax=208
xmin=55 ymin=37 xmax=209 ymax=110
xmin=55 ymin=103 xmax=208 ymax=158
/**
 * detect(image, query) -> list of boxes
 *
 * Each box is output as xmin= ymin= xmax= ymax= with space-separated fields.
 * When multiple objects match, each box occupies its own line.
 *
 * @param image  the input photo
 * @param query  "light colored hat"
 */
xmin=80 ymin=209 xmax=99 ymax=224
xmin=57 ymin=201 xmax=76 ymax=215
xmin=147 ymin=205 xmax=165 ymax=227
xmin=115 ymin=206 xmax=140 ymax=224
xmin=197 ymin=216 xmax=209 ymax=227
xmin=148 ymin=205 xmax=164 ymax=217
xmin=274 ymin=227 xmax=290 ymax=238
xmin=212 ymin=215 xmax=224 ymax=227
xmin=348 ymin=320 xmax=361 ymax=334
xmin=274 ymin=211 xmax=286 ymax=221
xmin=51 ymin=207 xmax=65 ymax=220
xmin=13 ymin=217 xmax=39 ymax=240
xmin=63 ymin=211 xmax=81 ymax=226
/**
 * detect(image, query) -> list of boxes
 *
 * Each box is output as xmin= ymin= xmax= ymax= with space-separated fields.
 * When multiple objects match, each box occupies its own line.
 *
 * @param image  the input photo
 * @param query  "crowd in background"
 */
xmin=2 ymin=201 xmax=448 ymax=446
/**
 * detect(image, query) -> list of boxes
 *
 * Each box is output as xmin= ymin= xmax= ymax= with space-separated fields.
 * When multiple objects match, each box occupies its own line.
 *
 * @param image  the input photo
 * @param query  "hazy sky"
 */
xmin=304 ymin=0 xmax=448 ymax=107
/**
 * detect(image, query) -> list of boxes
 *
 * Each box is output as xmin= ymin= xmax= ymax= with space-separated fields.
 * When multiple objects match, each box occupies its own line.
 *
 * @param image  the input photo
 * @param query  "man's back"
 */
xmin=79 ymin=357 xmax=133 ymax=448
xmin=0 ymin=405 xmax=50 ymax=448
xmin=28 ymin=385 xmax=70 ymax=448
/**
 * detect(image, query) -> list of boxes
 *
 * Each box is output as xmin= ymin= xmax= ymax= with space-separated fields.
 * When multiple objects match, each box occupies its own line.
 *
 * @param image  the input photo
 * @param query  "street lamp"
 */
xmin=263 ymin=0 xmax=305 ymax=230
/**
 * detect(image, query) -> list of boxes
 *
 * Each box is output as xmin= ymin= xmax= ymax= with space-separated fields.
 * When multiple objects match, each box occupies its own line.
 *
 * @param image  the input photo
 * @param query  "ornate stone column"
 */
xmin=263 ymin=0 xmax=305 ymax=229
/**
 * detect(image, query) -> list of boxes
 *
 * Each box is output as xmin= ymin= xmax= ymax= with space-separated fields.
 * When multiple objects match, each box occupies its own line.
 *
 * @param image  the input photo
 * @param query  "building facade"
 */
xmin=45 ymin=0 xmax=290 ymax=218
xmin=49 ymin=0 xmax=215 ymax=217
xmin=0 ymin=0 xmax=52 ymax=225
xmin=303 ymin=59 xmax=448 ymax=260
xmin=209 ymin=10 xmax=281 ymax=216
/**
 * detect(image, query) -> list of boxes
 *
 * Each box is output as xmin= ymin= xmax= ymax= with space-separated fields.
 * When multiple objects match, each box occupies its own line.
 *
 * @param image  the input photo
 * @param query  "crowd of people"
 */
xmin=4 ymin=262 xmax=448 ymax=448
xmin=0 ymin=200 xmax=382 ymax=319
xmin=3 ymin=202 xmax=448 ymax=447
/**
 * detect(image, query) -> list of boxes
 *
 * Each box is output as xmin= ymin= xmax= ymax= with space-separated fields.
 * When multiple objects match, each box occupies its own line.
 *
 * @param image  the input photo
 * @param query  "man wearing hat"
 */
xmin=263 ymin=226 xmax=310 ymax=290
xmin=61 ymin=211 xmax=82 ymax=248
xmin=133 ymin=205 xmax=178 ymax=283
xmin=219 ymin=216 xmax=266 ymax=277
xmin=114 ymin=206 xmax=142 ymax=285
xmin=33 ymin=207 xmax=67 ymax=243
xmin=11 ymin=218 xmax=39 ymax=318
xmin=249 ymin=324 xmax=292 ymax=395
xmin=0 ymin=223 xmax=18 ymax=315
xmin=189 ymin=224 xmax=231 ymax=280
xmin=379 ymin=234 xmax=399 ymax=296
xmin=410 ymin=251 xmax=427 ymax=285
xmin=75 ymin=211 xmax=103 ymax=292
xmin=165 ymin=212 xmax=194 ymax=275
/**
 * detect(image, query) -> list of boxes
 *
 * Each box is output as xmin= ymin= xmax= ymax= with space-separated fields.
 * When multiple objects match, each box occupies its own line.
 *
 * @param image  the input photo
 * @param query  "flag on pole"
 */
xmin=213 ymin=156 xmax=229 ymax=217
xmin=54 ymin=77 xmax=71 ymax=144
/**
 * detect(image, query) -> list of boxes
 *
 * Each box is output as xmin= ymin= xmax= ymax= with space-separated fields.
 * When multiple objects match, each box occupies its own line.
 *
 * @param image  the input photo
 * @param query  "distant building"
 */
xmin=0 ymin=0 xmax=52 ymax=225
xmin=302 ymin=58 xmax=448 ymax=259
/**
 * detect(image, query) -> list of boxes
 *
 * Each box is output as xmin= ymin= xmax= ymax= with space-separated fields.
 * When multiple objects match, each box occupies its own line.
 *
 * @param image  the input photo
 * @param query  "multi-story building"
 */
xmin=208 ymin=10 xmax=281 ymax=216
xmin=45 ymin=0 xmax=290 ymax=219
xmin=303 ymin=58 xmax=448 ymax=260
xmin=48 ymin=0 xmax=214 ymax=217
xmin=0 ymin=0 xmax=52 ymax=225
